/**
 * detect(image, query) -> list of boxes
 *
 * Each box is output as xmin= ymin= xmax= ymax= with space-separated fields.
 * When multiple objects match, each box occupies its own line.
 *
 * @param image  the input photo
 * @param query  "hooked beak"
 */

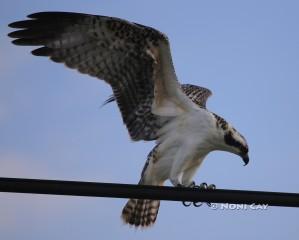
xmin=242 ymin=154 xmax=249 ymax=166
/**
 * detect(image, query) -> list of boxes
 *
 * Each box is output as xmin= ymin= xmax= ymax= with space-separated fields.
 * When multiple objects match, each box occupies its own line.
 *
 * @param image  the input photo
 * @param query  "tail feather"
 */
xmin=121 ymin=198 xmax=160 ymax=227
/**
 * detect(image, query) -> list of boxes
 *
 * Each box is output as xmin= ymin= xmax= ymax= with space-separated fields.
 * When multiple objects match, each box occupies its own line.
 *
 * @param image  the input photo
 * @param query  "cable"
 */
xmin=0 ymin=177 xmax=298 ymax=207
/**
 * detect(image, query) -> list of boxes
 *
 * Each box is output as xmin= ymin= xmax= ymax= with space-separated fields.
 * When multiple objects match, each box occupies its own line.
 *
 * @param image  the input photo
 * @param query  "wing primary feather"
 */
xmin=12 ymin=38 xmax=46 ymax=46
xmin=31 ymin=47 xmax=53 ymax=56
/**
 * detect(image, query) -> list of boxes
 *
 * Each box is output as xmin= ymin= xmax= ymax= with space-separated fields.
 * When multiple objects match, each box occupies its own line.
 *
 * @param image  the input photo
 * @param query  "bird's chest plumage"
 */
xmin=147 ymin=109 xmax=217 ymax=182
xmin=166 ymin=109 xmax=216 ymax=148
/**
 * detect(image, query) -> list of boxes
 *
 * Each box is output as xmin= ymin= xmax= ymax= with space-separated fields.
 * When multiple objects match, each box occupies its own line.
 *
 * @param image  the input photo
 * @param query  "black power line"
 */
xmin=0 ymin=177 xmax=298 ymax=207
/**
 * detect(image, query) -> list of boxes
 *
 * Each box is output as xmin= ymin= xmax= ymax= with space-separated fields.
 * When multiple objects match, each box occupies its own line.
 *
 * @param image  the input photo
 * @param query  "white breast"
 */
xmin=144 ymin=108 xmax=217 ymax=184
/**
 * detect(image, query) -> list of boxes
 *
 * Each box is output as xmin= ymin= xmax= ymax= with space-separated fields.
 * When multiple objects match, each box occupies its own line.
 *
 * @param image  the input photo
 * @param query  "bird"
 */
xmin=8 ymin=11 xmax=249 ymax=228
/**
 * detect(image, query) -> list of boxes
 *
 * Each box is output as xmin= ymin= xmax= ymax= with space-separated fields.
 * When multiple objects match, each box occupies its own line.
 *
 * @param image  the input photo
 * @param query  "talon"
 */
xmin=199 ymin=182 xmax=208 ymax=189
xmin=181 ymin=182 xmax=217 ymax=208
xmin=176 ymin=183 xmax=184 ymax=188
xmin=193 ymin=202 xmax=203 ymax=207
xmin=182 ymin=201 xmax=192 ymax=207
xmin=207 ymin=184 xmax=216 ymax=190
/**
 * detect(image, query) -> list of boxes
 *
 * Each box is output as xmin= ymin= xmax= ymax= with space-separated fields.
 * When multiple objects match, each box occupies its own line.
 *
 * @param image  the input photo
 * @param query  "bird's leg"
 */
xmin=170 ymin=145 xmax=196 ymax=188
xmin=170 ymin=173 xmax=184 ymax=187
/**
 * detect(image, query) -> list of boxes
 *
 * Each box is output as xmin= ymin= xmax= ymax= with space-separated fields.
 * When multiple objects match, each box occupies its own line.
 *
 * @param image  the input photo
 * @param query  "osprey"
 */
xmin=8 ymin=12 xmax=249 ymax=228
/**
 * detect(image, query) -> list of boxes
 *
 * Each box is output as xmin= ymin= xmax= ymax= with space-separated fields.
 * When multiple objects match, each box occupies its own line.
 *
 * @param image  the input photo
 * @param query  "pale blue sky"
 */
xmin=0 ymin=1 xmax=298 ymax=239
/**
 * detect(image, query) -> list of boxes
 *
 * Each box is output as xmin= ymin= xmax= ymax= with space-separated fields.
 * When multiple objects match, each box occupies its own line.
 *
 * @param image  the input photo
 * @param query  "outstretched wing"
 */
xmin=8 ymin=12 xmax=198 ymax=141
xmin=181 ymin=84 xmax=212 ymax=108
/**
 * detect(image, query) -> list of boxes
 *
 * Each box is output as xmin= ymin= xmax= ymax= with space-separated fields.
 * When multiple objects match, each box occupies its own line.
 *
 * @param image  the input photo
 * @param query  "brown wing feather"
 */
xmin=8 ymin=12 xmax=169 ymax=141
xmin=181 ymin=84 xmax=212 ymax=108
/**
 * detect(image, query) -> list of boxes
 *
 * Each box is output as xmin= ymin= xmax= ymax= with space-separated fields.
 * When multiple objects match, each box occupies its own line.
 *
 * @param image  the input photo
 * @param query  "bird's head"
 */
xmin=222 ymin=126 xmax=249 ymax=166
xmin=213 ymin=114 xmax=249 ymax=165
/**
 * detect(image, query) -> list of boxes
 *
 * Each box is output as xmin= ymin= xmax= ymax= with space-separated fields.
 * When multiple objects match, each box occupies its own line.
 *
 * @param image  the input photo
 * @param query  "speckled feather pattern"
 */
xmin=8 ymin=11 xmax=167 ymax=141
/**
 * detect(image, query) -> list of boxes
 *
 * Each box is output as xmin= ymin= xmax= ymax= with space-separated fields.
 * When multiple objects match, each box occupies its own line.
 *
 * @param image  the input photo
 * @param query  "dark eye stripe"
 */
xmin=224 ymin=131 xmax=248 ymax=154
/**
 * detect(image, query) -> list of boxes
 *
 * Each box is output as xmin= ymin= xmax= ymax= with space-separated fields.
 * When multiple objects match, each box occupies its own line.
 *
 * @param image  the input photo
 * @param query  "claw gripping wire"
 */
xmin=182 ymin=183 xmax=216 ymax=208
